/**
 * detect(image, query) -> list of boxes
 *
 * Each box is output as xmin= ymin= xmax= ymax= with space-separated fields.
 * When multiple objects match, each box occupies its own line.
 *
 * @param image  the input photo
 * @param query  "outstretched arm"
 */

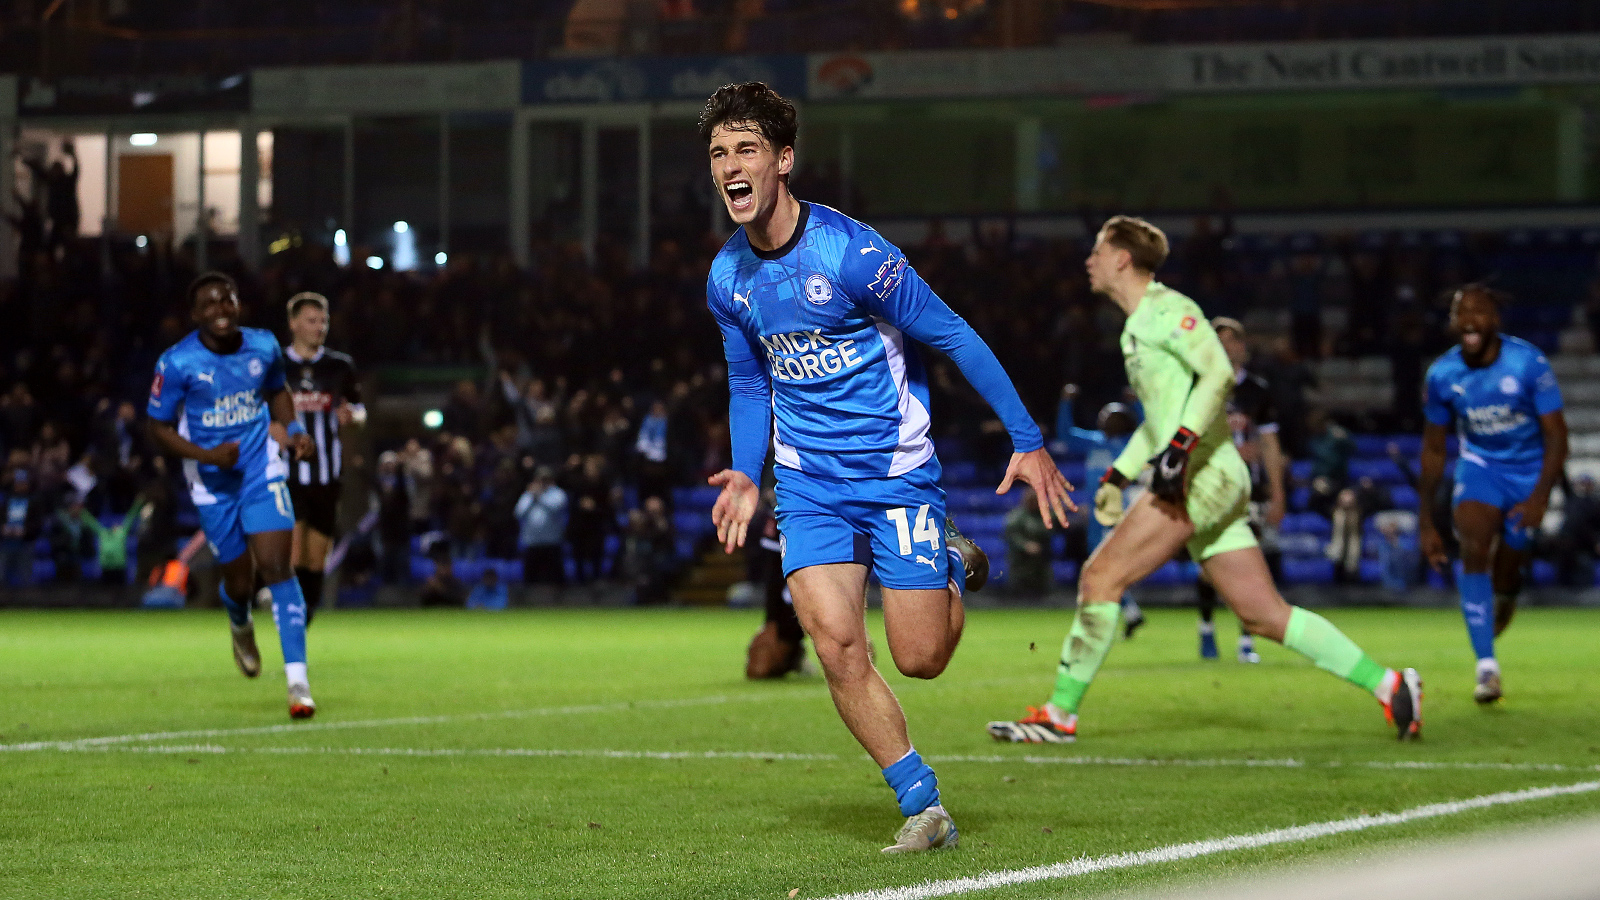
xmin=706 ymin=283 xmax=771 ymax=553
xmin=897 ymin=294 xmax=1076 ymax=528
xmin=709 ymin=356 xmax=771 ymax=552
xmin=849 ymin=233 xmax=1072 ymax=526
xmin=1417 ymin=422 xmax=1450 ymax=572
xmin=1509 ymin=409 xmax=1568 ymax=533
xmin=1510 ymin=355 xmax=1569 ymax=533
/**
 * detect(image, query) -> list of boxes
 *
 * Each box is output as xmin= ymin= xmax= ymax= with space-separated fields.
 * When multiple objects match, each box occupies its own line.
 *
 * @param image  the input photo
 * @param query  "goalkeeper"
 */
xmin=987 ymin=216 xmax=1423 ymax=744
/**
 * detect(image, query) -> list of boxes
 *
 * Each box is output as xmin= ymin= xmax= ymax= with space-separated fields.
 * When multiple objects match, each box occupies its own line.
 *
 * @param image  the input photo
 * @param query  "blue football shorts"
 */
xmin=1452 ymin=455 xmax=1542 ymax=552
xmin=195 ymin=472 xmax=297 ymax=564
xmin=773 ymin=458 xmax=952 ymax=591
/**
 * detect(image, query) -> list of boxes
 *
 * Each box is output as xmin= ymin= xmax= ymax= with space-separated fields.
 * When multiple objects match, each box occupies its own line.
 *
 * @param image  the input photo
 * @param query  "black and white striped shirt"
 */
xmin=284 ymin=346 xmax=363 ymax=486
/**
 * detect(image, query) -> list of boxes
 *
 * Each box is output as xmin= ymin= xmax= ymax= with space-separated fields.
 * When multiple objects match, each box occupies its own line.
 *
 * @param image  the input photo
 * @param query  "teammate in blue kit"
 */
xmin=699 ymin=83 xmax=1075 ymax=853
xmin=1418 ymin=284 xmax=1568 ymax=705
xmin=146 ymin=273 xmax=320 ymax=719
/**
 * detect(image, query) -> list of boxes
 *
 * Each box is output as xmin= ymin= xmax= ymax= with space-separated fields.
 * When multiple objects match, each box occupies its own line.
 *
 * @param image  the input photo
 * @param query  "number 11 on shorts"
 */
xmin=269 ymin=481 xmax=292 ymax=518
xmin=886 ymin=504 xmax=940 ymax=556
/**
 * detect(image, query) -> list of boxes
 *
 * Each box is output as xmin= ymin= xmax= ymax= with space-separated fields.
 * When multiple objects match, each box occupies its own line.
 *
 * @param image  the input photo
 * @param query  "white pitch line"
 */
xmin=924 ymin=754 xmax=1600 ymax=775
xmin=78 ymin=744 xmax=844 ymax=762
xmin=32 ymin=742 xmax=1600 ymax=776
xmin=0 ymin=694 xmax=758 ymax=752
xmin=816 ymin=780 xmax=1600 ymax=900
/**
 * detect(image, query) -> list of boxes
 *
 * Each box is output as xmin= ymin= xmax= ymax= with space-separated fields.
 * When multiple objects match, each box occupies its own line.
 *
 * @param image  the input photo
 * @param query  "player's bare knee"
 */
xmin=1458 ymin=535 xmax=1494 ymax=571
xmin=893 ymin=649 xmax=948 ymax=680
xmin=1076 ymin=559 xmax=1125 ymax=606
xmin=257 ymin=560 xmax=294 ymax=585
xmin=223 ymin=573 xmax=254 ymax=602
xmin=811 ymin=632 xmax=870 ymax=677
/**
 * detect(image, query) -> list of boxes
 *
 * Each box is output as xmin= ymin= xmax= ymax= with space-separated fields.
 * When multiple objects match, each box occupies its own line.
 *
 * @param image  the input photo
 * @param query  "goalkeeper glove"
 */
xmin=1150 ymin=427 xmax=1199 ymax=504
xmin=1094 ymin=467 xmax=1130 ymax=527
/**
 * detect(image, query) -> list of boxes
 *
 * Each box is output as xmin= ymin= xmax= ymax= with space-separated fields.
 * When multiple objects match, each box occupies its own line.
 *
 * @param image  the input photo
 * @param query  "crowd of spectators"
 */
xmin=5 ymin=188 xmax=1600 ymax=597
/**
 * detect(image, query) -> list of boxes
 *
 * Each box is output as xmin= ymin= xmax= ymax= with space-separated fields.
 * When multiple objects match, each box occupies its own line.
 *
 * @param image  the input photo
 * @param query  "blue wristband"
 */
xmin=285 ymin=420 xmax=307 ymax=439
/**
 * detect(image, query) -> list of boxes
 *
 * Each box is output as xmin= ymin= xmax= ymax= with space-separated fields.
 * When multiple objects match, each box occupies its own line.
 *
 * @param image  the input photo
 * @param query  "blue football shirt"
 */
xmin=1423 ymin=334 xmax=1562 ymax=468
xmin=147 ymin=327 xmax=289 ymax=499
xmin=708 ymin=202 xmax=1041 ymax=479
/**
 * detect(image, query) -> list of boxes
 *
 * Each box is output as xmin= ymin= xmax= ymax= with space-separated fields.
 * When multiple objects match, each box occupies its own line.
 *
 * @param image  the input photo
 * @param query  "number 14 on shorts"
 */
xmin=886 ymin=504 xmax=940 ymax=557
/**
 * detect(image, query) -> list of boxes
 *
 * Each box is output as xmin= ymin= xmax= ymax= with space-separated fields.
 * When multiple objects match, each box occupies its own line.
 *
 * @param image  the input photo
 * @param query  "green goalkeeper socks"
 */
xmin=1282 ymin=606 xmax=1387 ymax=695
xmin=1048 ymin=601 xmax=1121 ymax=714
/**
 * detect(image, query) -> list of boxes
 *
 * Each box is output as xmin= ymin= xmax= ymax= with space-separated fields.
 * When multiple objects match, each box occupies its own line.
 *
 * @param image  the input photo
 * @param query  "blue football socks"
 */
xmin=267 ymin=577 xmax=309 ymax=666
xmin=219 ymin=582 xmax=250 ymax=629
xmin=882 ymin=748 xmax=940 ymax=817
xmin=1456 ymin=566 xmax=1496 ymax=662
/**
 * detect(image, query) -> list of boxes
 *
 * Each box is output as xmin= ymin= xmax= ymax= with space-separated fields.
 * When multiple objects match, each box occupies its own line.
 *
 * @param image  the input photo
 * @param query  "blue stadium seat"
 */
xmin=947 ymin=487 xmax=1013 ymax=513
xmin=1387 ymin=434 xmax=1423 ymax=457
xmin=944 ymin=461 xmax=980 ymax=485
xmin=1140 ymin=560 xmax=1198 ymax=586
xmin=964 ymin=512 xmax=1009 ymax=535
xmin=1051 ymin=560 xmax=1079 ymax=584
xmin=1276 ymin=532 xmax=1323 ymax=557
xmin=1290 ymin=460 xmax=1313 ymax=483
xmin=454 ymin=558 xmax=488 ymax=584
xmin=1348 ymin=458 xmax=1406 ymax=485
xmin=672 ymin=510 xmax=712 ymax=537
xmin=1059 ymin=462 xmax=1086 ymax=486
xmin=1390 ymin=486 xmax=1419 ymax=509
xmin=1290 ymin=487 xmax=1311 ymax=512
xmin=488 ymin=558 xmax=522 ymax=583
xmin=1358 ymin=559 xmax=1382 ymax=583
xmin=672 ymin=485 xmax=722 ymax=510
xmin=1282 ymin=556 xmax=1333 ymax=585
xmin=1352 ymin=435 xmax=1391 ymax=458
xmin=1532 ymin=560 xmax=1556 ymax=587
xmin=1281 ymin=512 xmax=1331 ymax=538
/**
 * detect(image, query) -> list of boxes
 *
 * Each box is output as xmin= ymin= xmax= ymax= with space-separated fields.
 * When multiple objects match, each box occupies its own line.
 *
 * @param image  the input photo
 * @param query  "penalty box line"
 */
xmin=814 ymin=779 xmax=1600 ymax=900
xmin=40 ymin=742 xmax=1600 ymax=776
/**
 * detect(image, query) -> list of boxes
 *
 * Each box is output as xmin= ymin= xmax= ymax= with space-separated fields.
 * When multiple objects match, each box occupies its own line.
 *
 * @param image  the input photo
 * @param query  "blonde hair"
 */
xmin=1099 ymin=215 xmax=1169 ymax=273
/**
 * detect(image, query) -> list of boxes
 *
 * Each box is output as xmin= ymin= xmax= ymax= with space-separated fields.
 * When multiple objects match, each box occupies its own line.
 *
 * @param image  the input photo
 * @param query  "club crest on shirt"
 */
xmin=1499 ymin=375 xmax=1518 ymax=395
xmin=248 ymin=358 xmax=264 ymax=378
xmin=1180 ymin=316 xmax=1197 ymax=331
xmin=804 ymin=274 xmax=833 ymax=306
xmin=149 ymin=373 xmax=164 ymax=402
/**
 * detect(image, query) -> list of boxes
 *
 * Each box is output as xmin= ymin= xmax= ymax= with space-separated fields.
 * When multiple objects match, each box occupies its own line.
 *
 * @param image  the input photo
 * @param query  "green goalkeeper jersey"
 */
xmin=1111 ymin=281 xmax=1235 ymax=482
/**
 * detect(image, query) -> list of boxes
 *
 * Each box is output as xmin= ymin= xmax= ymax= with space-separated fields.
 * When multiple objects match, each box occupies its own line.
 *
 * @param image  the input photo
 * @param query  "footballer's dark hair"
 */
xmin=698 ymin=82 xmax=798 ymax=151
xmin=187 ymin=271 xmax=238 ymax=307
xmin=1453 ymin=281 xmax=1510 ymax=309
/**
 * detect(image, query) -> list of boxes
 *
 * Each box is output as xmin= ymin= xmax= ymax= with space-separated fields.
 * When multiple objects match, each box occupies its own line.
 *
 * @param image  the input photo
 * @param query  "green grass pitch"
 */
xmin=3 ymin=606 xmax=1598 ymax=899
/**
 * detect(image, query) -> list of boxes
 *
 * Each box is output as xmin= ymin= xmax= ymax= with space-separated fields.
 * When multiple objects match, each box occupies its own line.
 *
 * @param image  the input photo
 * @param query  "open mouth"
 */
xmin=724 ymin=180 xmax=753 ymax=211
xmin=1461 ymin=330 xmax=1484 ymax=352
xmin=212 ymin=316 xmax=234 ymax=330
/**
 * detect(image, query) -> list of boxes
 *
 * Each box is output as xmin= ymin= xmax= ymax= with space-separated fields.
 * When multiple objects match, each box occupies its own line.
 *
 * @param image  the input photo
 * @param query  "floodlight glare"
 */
xmin=366 ymin=256 xmax=383 ymax=270
xmin=130 ymin=133 xmax=158 ymax=146
xmin=334 ymin=229 xmax=347 ymax=247
xmin=422 ymin=410 xmax=444 ymax=429
xmin=393 ymin=221 xmax=409 ymax=234
xmin=435 ymin=251 xmax=448 ymax=265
